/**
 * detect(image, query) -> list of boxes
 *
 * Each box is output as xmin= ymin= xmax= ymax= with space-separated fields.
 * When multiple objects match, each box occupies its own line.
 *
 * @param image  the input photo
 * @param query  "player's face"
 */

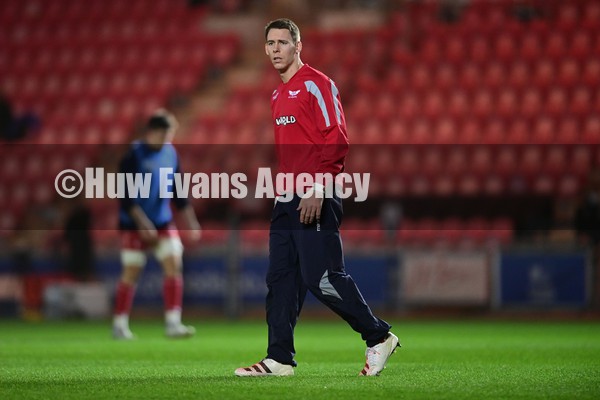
xmin=265 ymin=28 xmax=301 ymax=72
xmin=145 ymin=128 xmax=174 ymax=149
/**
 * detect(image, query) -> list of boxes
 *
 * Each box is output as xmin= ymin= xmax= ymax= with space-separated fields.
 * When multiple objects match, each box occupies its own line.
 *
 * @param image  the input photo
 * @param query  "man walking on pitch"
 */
xmin=235 ymin=19 xmax=399 ymax=377
xmin=112 ymin=110 xmax=201 ymax=340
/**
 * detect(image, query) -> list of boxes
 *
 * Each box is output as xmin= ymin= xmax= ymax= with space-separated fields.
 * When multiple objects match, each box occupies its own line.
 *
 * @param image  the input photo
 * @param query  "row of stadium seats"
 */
xmin=361 ymin=59 xmax=600 ymax=91
xmin=392 ymin=0 xmax=600 ymax=34
xmin=0 ymin=0 xmax=197 ymax=26
xmin=190 ymin=111 xmax=600 ymax=146
xmin=85 ymin=216 xmax=515 ymax=251
xmin=3 ymin=36 xmax=238 ymax=77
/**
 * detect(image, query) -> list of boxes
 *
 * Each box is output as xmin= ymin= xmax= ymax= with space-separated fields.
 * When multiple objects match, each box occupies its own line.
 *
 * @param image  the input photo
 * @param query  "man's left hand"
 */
xmin=297 ymin=191 xmax=323 ymax=224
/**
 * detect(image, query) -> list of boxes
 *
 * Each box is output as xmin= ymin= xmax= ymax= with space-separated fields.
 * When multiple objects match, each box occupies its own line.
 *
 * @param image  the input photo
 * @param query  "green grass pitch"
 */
xmin=1 ymin=319 xmax=599 ymax=399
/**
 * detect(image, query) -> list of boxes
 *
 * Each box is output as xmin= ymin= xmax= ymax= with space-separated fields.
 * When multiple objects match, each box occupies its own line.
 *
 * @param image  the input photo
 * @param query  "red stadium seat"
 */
xmin=447 ymin=90 xmax=469 ymax=121
xmin=569 ymin=30 xmax=592 ymax=61
xmin=457 ymin=174 xmax=481 ymax=196
xmin=519 ymin=88 xmax=543 ymax=120
xmin=557 ymin=173 xmax=582 ymax=197
xmin=481 ymin=119 xmax=506 ymax=145
xmin=446 ymin=146 xmax=468 ymax=175
xmin=545 ymin=32 xmax=568 ymax=61
xmin=532 ymin=59 xmax=555 ymax=89
xmin=532 ymin=173 xmax=556 ymax=195
xmin=409 ymin=119 xmax=432 ymax=145
xmin=471 ymin=89 xmax=494 ymax=120
xmin=408 ymin=64 xmax=432 ymax=91
xmin=582 ymin=116 xmax=600 ymax=144
xmin=519 ymin=32 xmax=542 ymax=62
xmin=544 ymin=87 xmax=568 ymax=117
xmin=433 ymin=63 xmax=456 ymax=92
xmin=444 ymin=36 xmax=466 ymax=65
xmin=544 ymin=146 xmax=569 ymax=175
xmin=398 ymin=93 xmax=419 ymax=122
xmin=433 ymin=118 xmax=458 ymax=145
xmin=482 ymin=62 xmax=506 ymax=91
xmin=483 ymin=173 xmax=506 ymax=196
xmin=470 ymin=146 xmax=494 ymax=176
xmin=432 ymin=173 xmax=455 ymax=197
xmin=582 ymin=58 xmax=600 ymax=87
xmin=556 ymin=117 xmax=581 ymax=144
xmin=458 ymin=62 xmax=481 ymax=92
xmin=495 ymin=146 xmax=518 ymax=177
xmin=374 ymin=92 xmax=397 ymax=121
xmin=569 ymin=144 xmax=593 ymax=176
xmin=386 ymin=118 xmax=410 ymax=144
xmin=570 ymin=86 xmax=592 ymax=118
xmin=419 ymin=38 xmax=442 ymax=64
xmin=506 ymin=61 xmax=530 ymax=92
xmin=362 ymin=119 xmax=386 ymax=145
xmin=556 ymin=58 xmax=580 ymax=88
xmin=469 ymin=37 xmax=491 ymax=65
xmin=520 ymin=145 xmax=544 ymax=178
xmin=384 ymin=68 xmax=407 ymax=94
xmin=410 ymin=174 xmax=432 ymax=197
xmin=397 ymin=148 xmax=420 ymax=177
xmin=457 ymin=120 xmax=482 ymax=144
xmin=494 ymin=32 xmax=517 ymax=63
xmin=531 ymin=116 xmax=556 ymax=144
xmin=422 ymin=91 xmax=445 ymax=120
xmin=496 ymin=88 xmax=518 ymax=120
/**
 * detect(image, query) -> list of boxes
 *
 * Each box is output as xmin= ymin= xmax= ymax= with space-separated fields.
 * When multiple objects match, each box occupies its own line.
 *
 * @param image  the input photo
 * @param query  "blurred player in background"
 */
xmin=235 ymin=19 xmax=399 ymax=377
xmin=112 ymin=110 xmax=201 ymax=340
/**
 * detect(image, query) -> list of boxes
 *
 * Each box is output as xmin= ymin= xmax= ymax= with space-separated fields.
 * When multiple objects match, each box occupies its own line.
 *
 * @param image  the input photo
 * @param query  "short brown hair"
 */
xmin=264 ymin=18 xmax=301 ymax=44
xmin=146 ymin=109 xmax=178 ymax=131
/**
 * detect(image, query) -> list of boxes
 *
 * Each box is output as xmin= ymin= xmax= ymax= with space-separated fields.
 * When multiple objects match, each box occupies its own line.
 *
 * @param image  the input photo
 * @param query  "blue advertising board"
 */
xmin=0 ymin=252 xmax=392 ymax=311
xmin=499 ymin=251 xmax=589 ymax=307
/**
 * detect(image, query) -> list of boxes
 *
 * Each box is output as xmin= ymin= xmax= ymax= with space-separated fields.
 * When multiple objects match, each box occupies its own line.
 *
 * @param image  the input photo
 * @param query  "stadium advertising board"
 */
xmin=498 ymin=250 xmax=589 ymax=307
xmin=401 ymin=249 xmax=491 ymax=306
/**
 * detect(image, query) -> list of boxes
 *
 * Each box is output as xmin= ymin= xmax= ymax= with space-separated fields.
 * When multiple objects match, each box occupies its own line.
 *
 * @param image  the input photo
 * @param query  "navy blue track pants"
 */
xmin=265 ymin=194 xmax=391 ymax=366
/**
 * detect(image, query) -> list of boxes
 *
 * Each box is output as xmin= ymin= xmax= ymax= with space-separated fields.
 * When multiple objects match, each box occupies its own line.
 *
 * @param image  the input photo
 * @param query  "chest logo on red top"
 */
xmin=288 ymin=89 xmax=301 ymax=98
xmin=275 ymin=115 xmax=297 ymax=126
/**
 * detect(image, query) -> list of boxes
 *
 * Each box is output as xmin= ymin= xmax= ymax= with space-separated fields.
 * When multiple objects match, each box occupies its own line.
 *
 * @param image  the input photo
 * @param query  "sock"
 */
xmin=113 ymin=281 xmax=135 ymax=322
xmin=113 ymin=314 xmax=129 ymax=330
xmin=165 ymin=308 xmax=182 ymax=327
xmin=163 ymin=276 xmax=183 ymax=325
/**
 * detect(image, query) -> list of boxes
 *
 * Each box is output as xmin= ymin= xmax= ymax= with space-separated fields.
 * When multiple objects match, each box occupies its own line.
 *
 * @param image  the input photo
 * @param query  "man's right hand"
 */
xmin=130 ymin=205 xmax=158 ymax=245
xmin=138 ymin=225 xmax=159 ymax=246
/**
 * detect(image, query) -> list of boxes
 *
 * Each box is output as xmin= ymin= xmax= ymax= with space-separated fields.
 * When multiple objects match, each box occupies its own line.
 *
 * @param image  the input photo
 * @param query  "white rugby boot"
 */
xmin=359 ymin=332 xmax=400 ymax=376
xmin=165 ymin=323 xmax=196 ymax=338
xmin=235 ymin=358 xmax=294 ymax=377
xmin=112 ymin=326 xmax=135 ymax=340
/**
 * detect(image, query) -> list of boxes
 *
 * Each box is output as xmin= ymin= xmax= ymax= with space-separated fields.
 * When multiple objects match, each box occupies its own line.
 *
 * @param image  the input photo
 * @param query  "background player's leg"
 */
xmin=294 ymin=196 xmax=391 ymax=347
xmin=113 ymin=250 xmax=146 ymax=339
xmin=156 ymin=237 xmax=194 ymax=338
xmin=265 ymin=202 xmax=307 ymax=366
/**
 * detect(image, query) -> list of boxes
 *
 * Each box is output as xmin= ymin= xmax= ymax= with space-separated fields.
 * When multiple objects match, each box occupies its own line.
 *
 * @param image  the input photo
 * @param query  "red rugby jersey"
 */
xmin=271 ymin=65 xmax=350 ymax=185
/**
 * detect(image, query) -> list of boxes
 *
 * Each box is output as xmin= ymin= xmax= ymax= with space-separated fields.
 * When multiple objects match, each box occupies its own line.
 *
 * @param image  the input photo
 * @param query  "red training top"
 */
xmin=270 ymin=64 xmax=350 ymax=190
